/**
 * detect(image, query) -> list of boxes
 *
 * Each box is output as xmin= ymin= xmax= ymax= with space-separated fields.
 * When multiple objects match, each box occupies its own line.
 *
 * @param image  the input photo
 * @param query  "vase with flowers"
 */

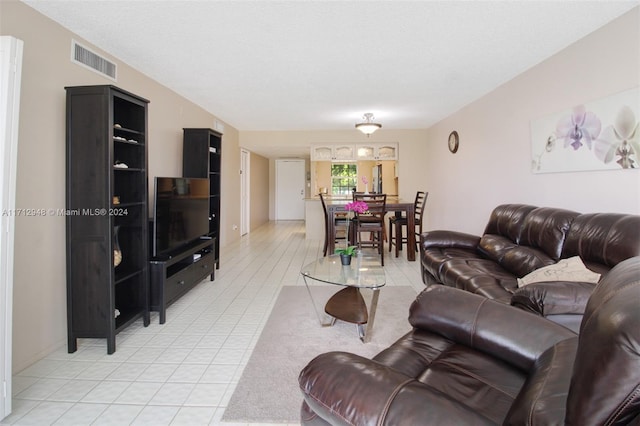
xmin=361 ymin=175 xmax=369 ymax=194
xmin=335 ymin=200 xmax=368 ymax=265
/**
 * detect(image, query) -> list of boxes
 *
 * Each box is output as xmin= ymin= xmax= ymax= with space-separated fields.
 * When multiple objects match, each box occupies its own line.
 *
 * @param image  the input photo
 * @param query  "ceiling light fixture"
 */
xmin=355 ymin=113 xmax=382 ymax=136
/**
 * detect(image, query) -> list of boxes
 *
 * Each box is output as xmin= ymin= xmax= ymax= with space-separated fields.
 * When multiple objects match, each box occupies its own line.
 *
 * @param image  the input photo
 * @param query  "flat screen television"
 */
xmin=152 ymin=177 xmax=209 ymax=258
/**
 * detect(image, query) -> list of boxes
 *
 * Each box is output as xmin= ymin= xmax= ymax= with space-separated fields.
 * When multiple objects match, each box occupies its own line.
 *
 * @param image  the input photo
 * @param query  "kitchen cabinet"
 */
xmin=355 ymin=143 xmax=398 ymax=160
xmin=311 ymin=144 xmax=355 ymax=161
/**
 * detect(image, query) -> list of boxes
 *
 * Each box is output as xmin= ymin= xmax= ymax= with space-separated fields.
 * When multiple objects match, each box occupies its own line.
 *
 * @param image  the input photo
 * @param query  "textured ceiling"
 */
xmin=22 ymin=0 xmax=639 ymax=155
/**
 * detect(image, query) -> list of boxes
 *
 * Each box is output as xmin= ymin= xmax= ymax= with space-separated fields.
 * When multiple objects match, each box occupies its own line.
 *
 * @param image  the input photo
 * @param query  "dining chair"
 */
xmin=352 ymin=193 xmax=387 ymax=265
xmin=319 ymin=193 xmax=349 ymax=256
xmin=388 ymin=191 xmax=428 ymax=257
xmin=352 ymin=191 xmax=386 ymax=242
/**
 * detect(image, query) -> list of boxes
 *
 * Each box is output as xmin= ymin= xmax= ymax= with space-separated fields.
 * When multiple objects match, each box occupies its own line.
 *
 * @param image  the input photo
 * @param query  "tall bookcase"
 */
xmin=65 ymin=85 xmax=150 ymax=354
xmin=182 ymin=128 xmax=222 ymax=269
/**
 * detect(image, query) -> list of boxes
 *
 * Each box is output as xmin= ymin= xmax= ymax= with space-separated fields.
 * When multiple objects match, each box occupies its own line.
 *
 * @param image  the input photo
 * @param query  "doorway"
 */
xmin=0 ymin=35 xmax=23 ymax=419
xmin=275 ymin=159 xmax=305 ymax=220
xmin=240 ymin=149 xmax=250 ymax=236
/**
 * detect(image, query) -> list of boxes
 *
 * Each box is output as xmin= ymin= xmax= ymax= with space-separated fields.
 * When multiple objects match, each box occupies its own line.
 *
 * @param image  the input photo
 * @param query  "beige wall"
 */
xmin=249 ymin=152 xmax=270 ymax=230
xmin=421 ymin=7 xmax=639 ymax=235
xmin=0 ymin=1 xmax=245 ymax=372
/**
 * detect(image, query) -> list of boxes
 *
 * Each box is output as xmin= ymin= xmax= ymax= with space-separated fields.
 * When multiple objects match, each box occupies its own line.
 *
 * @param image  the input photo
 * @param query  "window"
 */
xmin=331 ymin=163 xmax=357 ymax=196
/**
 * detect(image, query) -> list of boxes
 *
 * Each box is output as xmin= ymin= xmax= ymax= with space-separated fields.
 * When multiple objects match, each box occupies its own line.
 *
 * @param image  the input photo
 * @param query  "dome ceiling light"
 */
xmin=355 ymin=113 xmax=382 ymax=136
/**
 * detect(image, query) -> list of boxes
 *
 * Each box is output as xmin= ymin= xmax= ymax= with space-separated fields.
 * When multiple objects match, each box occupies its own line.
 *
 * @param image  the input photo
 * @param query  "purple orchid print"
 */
xmin=555 ymin=105 xmax=602 ymax=150
xmin=593 ymin=105 xmax=639 ymax=169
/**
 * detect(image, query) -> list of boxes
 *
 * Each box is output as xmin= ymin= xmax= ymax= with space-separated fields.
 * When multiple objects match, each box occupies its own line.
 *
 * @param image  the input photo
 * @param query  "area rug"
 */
xmin=222 ymin=285 xmax=419 ymax=424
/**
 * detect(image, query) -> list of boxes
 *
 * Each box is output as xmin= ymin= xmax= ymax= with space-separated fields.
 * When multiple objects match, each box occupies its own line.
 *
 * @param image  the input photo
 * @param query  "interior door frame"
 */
xmin=240 ymin=149 xmax=250 ymax=236
xmin=0 ymin=35 xmax=23 ymax=420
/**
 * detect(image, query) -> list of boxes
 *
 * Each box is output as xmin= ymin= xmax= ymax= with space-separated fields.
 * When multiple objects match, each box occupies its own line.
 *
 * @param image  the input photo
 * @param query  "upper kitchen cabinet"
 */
xmin=355 ymin=143 xmax=398 ymax=161
xmin=310 ymin=144 xmax=355 ymax=161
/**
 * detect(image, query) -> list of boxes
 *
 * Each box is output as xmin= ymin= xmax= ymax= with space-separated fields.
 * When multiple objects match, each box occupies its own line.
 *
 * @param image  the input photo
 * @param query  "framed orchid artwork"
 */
xmin=530 ymin=87 xmax=639 ymax=173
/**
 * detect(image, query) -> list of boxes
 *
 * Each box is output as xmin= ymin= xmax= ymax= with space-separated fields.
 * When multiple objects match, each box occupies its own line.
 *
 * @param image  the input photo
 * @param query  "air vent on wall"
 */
xmin=71 ymin=40 xmax=117 ymax=81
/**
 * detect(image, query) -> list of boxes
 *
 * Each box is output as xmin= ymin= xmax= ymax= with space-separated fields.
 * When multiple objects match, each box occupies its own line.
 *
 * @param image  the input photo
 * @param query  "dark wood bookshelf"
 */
xmin=182 ymin=128 xmax=222 ymax=269
xmin=65 ymin=85 xmax=150 ymax=354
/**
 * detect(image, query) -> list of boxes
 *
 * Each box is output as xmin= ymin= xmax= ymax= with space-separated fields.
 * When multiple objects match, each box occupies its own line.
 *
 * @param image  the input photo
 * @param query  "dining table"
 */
xmin=324 ymin=196 xmax=417 ymax=261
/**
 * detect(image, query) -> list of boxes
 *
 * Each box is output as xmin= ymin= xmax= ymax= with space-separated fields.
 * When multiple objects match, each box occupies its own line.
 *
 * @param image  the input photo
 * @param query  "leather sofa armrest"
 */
xmin=504 ymin=337 xmax=578 ymax=425
xmin=409 ymin=286 xmax=576 ymax=370
xmin=420 ymin=230 xmax=481 ymax=250
xmin=510 ymin=281 xmax=596 ymax=316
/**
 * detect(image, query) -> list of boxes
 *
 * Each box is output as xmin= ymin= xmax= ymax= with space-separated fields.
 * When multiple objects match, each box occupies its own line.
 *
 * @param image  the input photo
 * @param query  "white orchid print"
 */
xmin=593 ymin=105 xmax=639 ymax=168
xmin=555 ymin=105 xmax=601 ymax=150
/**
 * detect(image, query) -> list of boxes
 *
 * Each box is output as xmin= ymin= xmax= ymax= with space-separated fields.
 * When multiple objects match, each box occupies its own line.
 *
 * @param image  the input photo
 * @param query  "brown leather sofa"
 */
xmin=298 ymin=256 xmax=640 ymax=425
xmin=420 ymin=204 xmax=639 ymax=332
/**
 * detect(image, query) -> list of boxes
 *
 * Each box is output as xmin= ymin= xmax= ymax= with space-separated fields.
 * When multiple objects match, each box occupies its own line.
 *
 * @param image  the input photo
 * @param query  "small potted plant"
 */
xmin=335 ymin=245 xmax=357 ymax=265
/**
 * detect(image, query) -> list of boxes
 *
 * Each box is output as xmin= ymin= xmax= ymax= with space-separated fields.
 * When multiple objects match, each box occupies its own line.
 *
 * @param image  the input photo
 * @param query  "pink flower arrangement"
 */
xmin=345 ymin=200 xmax=368 ymax=214
xmin=361 ymin=176 xmax=368 ymax=185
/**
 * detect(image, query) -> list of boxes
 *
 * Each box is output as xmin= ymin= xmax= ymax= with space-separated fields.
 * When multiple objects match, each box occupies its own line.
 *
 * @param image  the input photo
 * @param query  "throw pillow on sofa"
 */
xmin=517 ymin=256 xmax=601 ymax=288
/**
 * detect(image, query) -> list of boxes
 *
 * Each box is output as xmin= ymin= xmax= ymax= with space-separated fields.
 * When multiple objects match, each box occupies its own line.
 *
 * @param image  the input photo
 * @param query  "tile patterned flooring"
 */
xmin=2 ymin=220 xmax=425 ymax=425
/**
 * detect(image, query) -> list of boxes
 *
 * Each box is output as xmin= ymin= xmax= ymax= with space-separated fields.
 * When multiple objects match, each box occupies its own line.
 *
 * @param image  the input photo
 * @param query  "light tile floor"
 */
xmin=2 ymin=221 xmax=425 ymax=426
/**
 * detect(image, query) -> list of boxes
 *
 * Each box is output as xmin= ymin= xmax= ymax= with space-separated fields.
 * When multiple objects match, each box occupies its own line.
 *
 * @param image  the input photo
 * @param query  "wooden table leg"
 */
xmin=327 ymin=206 xmax=336 ymax=256
xmin=406 ymin=208 xmax=416 ymax=261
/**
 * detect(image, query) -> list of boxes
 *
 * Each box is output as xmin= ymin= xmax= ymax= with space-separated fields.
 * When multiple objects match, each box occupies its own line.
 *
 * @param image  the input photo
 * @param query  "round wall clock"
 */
xmin=448 ymin=131 xmax=459 ymax=153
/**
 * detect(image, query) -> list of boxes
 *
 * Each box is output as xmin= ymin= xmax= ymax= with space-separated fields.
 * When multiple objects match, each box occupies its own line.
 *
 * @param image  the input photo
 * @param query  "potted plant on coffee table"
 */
xmin=335 ymin=244 xmax=358 ymax=265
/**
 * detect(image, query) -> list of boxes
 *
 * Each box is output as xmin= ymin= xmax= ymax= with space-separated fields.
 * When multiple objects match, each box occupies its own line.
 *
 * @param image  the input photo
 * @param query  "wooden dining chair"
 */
xmin=319 ymin=193 xmax=349 ymax=256
xmin=352 ymin=193 xmax=387 ymax=265
xmin=388 ymin=191 xmax=428 ymax=257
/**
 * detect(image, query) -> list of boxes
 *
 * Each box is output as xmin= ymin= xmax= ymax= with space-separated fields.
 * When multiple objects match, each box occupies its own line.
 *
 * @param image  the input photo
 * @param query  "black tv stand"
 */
xmin=149 ymin=237 xmax=215 ymax=324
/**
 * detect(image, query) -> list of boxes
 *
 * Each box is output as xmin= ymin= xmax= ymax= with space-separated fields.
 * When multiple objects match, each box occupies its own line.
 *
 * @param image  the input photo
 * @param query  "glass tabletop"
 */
xmin=301 ymin=255 xmax=386 ymax=289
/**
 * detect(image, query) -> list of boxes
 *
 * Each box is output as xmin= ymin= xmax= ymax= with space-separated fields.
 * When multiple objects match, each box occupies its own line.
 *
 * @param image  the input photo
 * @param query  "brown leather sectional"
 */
xmin=420 ymin=204 xmax=640 ymax=332
xmin=298 ymin=256 xmax=640 ymax=425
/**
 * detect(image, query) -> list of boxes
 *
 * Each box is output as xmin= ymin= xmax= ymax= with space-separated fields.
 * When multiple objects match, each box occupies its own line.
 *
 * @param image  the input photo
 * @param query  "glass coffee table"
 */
xmin=300 ymin=254 xmax=386 ymax=343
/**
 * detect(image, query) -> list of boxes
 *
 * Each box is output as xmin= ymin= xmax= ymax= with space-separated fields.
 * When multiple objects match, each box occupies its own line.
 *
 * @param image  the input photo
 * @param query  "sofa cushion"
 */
xmin=483 ymin=204 xmax=538 ymax=244
xmin=519 ymin=207 xmax=579 ymax=261
xmin=562 ymin=213 xmax=640 ymax=268
xmin=501 ymin=246 xmax=556 ymax=277
xmin=478 ymin=234 xmax=520 ymax=263
xmin=517 ymin=256 xmax=601 ymax=287
xmin=479 ymin=234 xmax=556 ymax=277
xmin=511 ymin=280 xmax=596 ymax=316
xmin=300 ymin=342 xmax=520 ymax=426
xmin=374 ymin=330 xmax=527 ymax=424
xmin=439 ymin=258 xmax=519 ymax=301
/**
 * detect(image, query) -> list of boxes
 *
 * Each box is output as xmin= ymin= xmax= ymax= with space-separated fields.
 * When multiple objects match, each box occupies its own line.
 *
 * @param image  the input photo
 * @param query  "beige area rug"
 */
xmin=222 ymin=285 xmax=419 ymax=424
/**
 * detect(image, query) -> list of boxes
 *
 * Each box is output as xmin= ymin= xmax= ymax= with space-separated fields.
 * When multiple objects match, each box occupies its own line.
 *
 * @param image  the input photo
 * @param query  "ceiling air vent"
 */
xmin=71 ymin=40 xmax=117 ymax=81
